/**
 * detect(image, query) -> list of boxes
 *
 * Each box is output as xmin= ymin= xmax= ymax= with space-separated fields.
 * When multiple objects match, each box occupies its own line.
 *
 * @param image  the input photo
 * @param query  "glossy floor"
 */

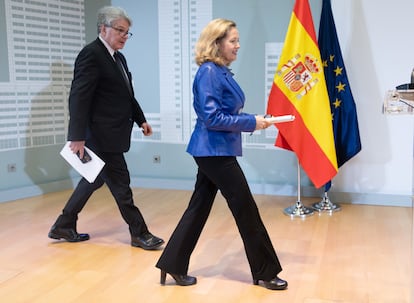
xmin=0 ymin=187 xmax=411 ymax=303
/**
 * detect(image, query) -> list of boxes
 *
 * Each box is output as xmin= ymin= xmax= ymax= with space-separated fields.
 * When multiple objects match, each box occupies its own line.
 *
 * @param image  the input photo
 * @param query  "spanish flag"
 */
xmin=266 ymin=0 xmax=338 ymax=188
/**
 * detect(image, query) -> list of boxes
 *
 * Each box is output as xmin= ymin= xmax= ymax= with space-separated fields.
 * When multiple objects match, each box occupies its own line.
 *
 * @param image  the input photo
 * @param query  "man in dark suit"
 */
xmin=48 ymin=6 xmax=164 ymax=250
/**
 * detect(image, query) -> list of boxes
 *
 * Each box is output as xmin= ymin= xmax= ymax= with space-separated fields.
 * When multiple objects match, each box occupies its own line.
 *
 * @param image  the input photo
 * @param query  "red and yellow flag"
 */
xmin=266 ymin=0 xmax=338 ymax=188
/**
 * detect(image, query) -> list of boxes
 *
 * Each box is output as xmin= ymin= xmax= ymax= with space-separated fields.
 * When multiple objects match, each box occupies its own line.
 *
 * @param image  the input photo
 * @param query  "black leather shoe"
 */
xmin=131 ymin=232 xmax=164 ymax=250
xmin=160 ymin=270 xmax=197 ymax=286
xmin=48 ymin=226 xmax=90 ymax=242
xmin=253 ymin=276 xmax=288 ymax=290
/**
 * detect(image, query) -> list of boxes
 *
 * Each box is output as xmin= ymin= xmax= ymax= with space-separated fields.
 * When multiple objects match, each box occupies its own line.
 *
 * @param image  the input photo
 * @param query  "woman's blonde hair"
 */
xmin=195 ymin=18 xmax=236 ymax=66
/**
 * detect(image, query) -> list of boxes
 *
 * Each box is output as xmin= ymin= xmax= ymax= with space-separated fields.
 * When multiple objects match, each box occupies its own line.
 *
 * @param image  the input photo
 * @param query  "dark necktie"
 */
xmin=114 ymin=52 xmax=132 ymax=96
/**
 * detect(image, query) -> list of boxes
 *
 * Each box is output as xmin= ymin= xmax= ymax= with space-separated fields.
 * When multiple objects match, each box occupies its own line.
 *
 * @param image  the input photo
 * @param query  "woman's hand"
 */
xmin=254 ymin=115 xmax=272 ymax=131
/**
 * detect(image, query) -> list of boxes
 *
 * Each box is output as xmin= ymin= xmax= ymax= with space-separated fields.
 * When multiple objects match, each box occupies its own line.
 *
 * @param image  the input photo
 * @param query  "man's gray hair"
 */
xmin=96 ymin=6 xmax=132 ymax=33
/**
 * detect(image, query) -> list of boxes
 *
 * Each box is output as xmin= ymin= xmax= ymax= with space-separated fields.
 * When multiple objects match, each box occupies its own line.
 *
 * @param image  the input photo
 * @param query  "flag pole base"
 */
xmin=284 ymin=200 xmax=314 ymax=218
xmin=312 ymin=192 xmax=341 ymax=213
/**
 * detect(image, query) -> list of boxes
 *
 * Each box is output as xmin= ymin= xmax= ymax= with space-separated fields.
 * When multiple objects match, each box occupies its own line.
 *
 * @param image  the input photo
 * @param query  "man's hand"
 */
xmin=69 ymin=141 xmax=86 ymax=158
xmin=141 ymin=122 xmax=153 ymax=136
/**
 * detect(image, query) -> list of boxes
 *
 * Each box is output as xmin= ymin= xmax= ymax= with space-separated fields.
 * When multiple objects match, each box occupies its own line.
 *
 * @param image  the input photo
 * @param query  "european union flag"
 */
xmin=318 ymin=0 xmax=361 ymax=191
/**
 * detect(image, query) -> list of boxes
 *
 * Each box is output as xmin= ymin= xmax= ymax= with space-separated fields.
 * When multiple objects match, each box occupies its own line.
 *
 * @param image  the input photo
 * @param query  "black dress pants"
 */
xmin=53 ymin=152 xmax=148 ymax=237
xmin=156 ymin=156 xmax=282 ymax=281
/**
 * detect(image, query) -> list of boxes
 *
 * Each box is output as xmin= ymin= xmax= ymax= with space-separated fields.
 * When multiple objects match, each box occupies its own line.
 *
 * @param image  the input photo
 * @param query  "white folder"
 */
xmin=60 ymin=142 xmax=105 ymax=183
xmin=265 ymin=115 xmax=295 ymax=123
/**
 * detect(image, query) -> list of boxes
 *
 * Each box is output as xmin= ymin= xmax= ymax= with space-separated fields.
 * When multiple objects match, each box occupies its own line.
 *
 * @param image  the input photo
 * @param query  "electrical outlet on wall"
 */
xmin=7 ymin=163 xmax=16 ymax=172
xmin=153 ymin=155 xmax=161 ymax=164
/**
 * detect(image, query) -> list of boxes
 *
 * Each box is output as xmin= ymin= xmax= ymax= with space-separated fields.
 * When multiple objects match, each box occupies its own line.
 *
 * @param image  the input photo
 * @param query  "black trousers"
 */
xmin=156 ymin=156 xmax=282 ymax=281
xmin=53 ymin=152 xmax=148 ymax=237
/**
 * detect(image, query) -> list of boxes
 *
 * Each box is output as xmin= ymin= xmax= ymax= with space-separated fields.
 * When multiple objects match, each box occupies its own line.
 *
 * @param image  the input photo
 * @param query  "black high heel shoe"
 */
xmin=253 ymin=276 xmax=288 ymax=290
xmin=160 ymin=270 xmax=197 ymax=286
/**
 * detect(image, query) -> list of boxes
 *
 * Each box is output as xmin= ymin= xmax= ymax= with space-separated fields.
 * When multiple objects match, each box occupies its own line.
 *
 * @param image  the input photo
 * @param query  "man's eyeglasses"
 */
xmin=106 ymin=25 xmax=133 ymax=38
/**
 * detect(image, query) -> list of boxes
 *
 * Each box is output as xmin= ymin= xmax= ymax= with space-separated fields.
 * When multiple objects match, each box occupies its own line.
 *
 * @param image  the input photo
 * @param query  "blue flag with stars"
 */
xmin=318 ymin=0 xmax=361 ymax=191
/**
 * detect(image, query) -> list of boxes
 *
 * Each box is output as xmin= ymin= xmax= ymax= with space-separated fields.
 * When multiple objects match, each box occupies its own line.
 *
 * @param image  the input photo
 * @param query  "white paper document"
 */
xmin=60 ymin=142 xmax=105 ymax=183
xmin=265 ymin=115 xmax=295 ymax=123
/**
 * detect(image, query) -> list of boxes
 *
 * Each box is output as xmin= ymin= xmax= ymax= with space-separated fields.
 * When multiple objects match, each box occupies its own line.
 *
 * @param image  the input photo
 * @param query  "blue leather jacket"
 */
xmin=187 ymin=62 xmax=256 ymax=157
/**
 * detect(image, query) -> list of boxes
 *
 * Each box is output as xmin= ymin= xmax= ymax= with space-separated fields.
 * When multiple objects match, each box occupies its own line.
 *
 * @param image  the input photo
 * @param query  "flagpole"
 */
xmin=312 ymin=191 xmax=341 ymax=213
xmin=283 ymin=159 xmax=314 ymax=218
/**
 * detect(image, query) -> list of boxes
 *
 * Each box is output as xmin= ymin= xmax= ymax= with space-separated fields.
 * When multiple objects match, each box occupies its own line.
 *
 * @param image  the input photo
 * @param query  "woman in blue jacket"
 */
xmin=156 ymin=18 xmax=287 ymax=291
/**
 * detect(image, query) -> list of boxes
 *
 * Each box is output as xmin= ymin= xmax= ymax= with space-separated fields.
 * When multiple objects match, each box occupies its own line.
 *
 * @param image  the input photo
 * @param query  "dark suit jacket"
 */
xmin=67 ymin=38 xmax=146 ymax=152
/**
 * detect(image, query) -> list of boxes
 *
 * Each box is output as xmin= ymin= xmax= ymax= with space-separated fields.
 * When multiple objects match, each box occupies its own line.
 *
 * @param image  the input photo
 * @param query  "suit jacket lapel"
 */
xmin=95 ymin=39 xmax=134 ymax=97
xmin=221 ymin=66 xmax=244 ymax=102
xmin=114 ymin=52 xmax=133 ymax=97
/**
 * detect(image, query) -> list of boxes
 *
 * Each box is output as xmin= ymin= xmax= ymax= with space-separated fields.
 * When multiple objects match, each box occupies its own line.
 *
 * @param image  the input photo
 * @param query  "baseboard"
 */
xmin=0 ymin=177 xmax=411 ymax=207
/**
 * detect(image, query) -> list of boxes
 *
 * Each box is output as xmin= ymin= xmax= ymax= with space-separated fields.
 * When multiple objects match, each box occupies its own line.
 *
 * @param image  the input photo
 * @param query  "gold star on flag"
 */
xmin=329 ymin=54 xmax=335 ymax=62
xmin=333 ymin=98 xmax=342 ymax=108
xmin=336 ymin=81 xmax=346 ymax=92
xmin=334 ymin=66 xmax=343 ymax=76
